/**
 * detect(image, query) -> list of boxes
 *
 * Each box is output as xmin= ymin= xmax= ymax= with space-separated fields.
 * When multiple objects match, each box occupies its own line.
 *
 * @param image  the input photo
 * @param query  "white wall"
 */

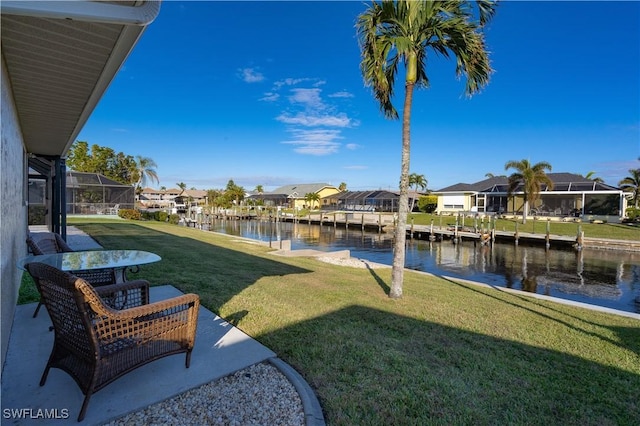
xmin=1 ymin=57 xmax=28 ymax=373
xmin=438 ymin=193 xmax=469 ymax=212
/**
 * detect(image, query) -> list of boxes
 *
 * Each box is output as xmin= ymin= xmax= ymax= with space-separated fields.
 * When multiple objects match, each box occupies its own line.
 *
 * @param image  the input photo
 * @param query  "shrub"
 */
xmin=625 ymin=207 xmax=640 ymax=222
xmin=417 ymin=195 xmax=438 ymax=213
xmin=138 ymin=210 xmax=170 ymax=222
xmin=28 ymin=205 xmax=46 ymax=225
xmin=168 ymin=214 xmax=180 ymax=225
xmin=118 ymin=209 xmax=141 ymax=220
xmin=140 ymin=211 xmax=154 ymax=221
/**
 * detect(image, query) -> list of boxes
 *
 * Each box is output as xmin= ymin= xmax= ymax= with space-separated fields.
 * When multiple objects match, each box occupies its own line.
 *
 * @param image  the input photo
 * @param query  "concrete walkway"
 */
xmin=3 ymin=227 xmax=325 ymax=425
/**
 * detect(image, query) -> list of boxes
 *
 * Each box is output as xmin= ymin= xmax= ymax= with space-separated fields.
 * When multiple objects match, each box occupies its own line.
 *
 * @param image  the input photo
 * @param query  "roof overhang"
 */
xmin=1 ymin=1 xmax=160 ymax=157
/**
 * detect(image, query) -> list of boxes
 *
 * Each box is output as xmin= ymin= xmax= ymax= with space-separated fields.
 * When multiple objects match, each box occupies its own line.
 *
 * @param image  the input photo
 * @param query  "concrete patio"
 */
xmin=3 ymin=227 xmax=324 ymax=425
xmin=1 ymin=285 xmax=279 ymax=425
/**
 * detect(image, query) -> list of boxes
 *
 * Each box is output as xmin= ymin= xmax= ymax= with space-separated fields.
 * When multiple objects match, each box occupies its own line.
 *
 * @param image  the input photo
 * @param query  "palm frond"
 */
xmin=476 ymin=0 xmax=499 ymax=27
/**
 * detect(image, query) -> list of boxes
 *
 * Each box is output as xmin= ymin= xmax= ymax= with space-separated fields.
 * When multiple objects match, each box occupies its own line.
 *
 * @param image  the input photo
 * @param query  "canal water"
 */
xmin=202 ymin=218 xmax=640 ymax=314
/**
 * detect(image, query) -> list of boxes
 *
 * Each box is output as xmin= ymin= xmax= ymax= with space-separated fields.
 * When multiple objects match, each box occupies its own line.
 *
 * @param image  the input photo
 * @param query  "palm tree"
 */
xmin=408 ymin=172 xmax=428 ymax=212
xmin=357 ymin=0 xmax=496 ymax=299
xmin=619 ymin=168 xmax=640 ymax=208
xmin=304 ymin=192 xmax=320 ymax=210
xmin=505 ymin=159 xmax=554 ymax=223
xmin=339 ymin=182 xmax=348 ymax=192
xmin=584 ymin=171 xmax=604 ymax=184
xmin=485 ymin=172 xmax=506 ymax=179
xmin=175 ymin=182 xmax=187 ymax=211
xmin=225 ymin=180 xmax=245 ymax=207
xmin=255 ymin=185 xmax=264 ymax=205
xmin=134 ymin=155 xmax=159 ymax=190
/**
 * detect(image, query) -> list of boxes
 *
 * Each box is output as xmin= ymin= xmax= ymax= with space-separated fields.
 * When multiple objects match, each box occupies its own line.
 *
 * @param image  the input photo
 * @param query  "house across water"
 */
xmin=433 ymin=173 xmax=627 ymax=222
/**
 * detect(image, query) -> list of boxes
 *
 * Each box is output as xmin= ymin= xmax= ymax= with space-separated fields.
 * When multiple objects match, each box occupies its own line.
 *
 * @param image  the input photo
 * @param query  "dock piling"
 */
xmin=575 ymin=225 xmax=583 ymax=251
xmin=545 ymin=219 xmax=551 ymax=250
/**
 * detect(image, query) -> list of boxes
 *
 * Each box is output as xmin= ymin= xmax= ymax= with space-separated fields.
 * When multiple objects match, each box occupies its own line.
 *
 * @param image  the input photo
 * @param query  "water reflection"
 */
xmin=204 ymin=219 xmax=640 ymax=313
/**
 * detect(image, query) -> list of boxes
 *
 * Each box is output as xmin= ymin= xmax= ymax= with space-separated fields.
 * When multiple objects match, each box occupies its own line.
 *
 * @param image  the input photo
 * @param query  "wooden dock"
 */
xmin=277 ymin=213 xmax=585 ymax=250
xmin=194 ymin=211 xmax=637 ymax=251
xmin=210 ymin=211 xmax=258 ymax=220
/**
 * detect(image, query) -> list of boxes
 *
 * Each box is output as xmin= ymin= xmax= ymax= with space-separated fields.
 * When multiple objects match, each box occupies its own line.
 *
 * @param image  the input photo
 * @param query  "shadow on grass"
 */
xmin=257 ymin=304 xmax=640 ymax=425
xmin=441 ymin=276 xmax=640 ymax=357
xmin=73 ymin=222 xmax=311 ymax=313
xmin=365 ymin=263 xmax=390 ymax=295
xmin=605 ymin=222 xmax=640 ymax=231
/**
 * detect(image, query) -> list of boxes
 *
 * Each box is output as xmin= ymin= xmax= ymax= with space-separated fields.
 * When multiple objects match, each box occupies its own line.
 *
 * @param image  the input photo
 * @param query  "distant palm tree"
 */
xmin=584 ymin=171 xmax=604 ymax=184
xmin=408 ymin=173 xmax=428 ymax=212
xmin=408 ymin=173 xmax=427 ymax=191
xmin=225 ymin=180 xmax=245 ymax=206
xmin=304 ymin=192 xmax=320 ymax=210
xmin=134 ymin=155 xmax=159 ymax=190
xmin=505 ymin=159 xmax=554 ymax=223
xmin=485 ymin=172 xmax=506 ymax=179
xmin=339 ymin=182 xmax=347 ymax=192
xmin=175 ymin=182 xmax=187 ymax=211
xmin=255 ymin=185 xmax=264 ymax=205
xmin=357 ymin=0 xmax=496 ymax=299
xmin=619 ymin=168 xmax=640 ymax=208
xmin=207 ymin=189 xmax=223 ymax=208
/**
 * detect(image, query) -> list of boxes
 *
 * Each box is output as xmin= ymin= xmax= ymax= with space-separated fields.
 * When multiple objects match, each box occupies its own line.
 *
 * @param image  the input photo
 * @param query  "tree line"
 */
xmin=66 ymin=141 xmax=159 ymax=192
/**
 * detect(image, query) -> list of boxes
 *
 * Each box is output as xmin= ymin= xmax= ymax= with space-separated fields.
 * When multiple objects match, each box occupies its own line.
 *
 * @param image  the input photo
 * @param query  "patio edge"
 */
xmin=268 ymin=357 xmax=326 ymax=426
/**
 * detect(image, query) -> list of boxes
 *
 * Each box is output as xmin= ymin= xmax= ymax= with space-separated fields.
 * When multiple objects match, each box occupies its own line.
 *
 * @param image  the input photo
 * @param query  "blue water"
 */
xmin=203 ymin=219 xmax=640 ymax=314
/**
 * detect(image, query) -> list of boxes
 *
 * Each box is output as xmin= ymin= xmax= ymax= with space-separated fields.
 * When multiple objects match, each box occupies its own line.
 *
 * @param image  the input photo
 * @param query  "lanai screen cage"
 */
xmin=482 ymin=180 xmax=624 ymax=217
xmin=66 ymin=171 xmax=134 ymax=215
xmin=335 ymin=190 xmax=401 ymax=212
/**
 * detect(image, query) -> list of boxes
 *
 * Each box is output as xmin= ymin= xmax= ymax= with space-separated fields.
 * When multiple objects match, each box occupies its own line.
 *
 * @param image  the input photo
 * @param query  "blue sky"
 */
xmin=77 ymin=1 xmax=640 ymax=192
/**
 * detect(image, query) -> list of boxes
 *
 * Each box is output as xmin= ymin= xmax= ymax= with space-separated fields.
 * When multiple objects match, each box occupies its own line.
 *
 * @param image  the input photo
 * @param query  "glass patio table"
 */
xmin=17 ymin=250 xmax=161 ymax=282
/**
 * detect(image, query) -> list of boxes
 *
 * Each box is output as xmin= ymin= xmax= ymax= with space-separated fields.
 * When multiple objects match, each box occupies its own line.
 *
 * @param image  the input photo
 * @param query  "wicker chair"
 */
xmin=24 ymin=262 xmax=200 ymax=422
xmin=26 ymin=232 xmax=118 ymax=317
xmin=27 ymin=232 xmax=74 ymax=254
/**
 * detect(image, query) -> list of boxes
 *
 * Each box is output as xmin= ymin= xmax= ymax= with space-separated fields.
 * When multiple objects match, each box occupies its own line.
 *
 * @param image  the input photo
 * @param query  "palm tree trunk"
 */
xmin=390 ymin=80 xmax=414 ymax=299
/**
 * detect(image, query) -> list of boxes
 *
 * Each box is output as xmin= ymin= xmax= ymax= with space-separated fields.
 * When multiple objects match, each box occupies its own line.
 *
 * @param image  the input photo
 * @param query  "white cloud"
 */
xmin=281 ymin=129 xmax=342 ymax=156
xmin=288 ymin=88 xmax=324 ymax=109
xmin=239 ymin=68 xmax=265 ymax=83
xmin=291 ymin=128 xmax=342 ymax=141
xmin=260 ymin=92 xmax=280 ymax=102
xmin=273 ymin=78 xmax=311 ymax=90
xmin=289 ymin=89 xmax=322 ymax=105
xmin=265 ymin=78 xmax=359 ymax=156
xmin=276 ymin=112 xmax=352 ymax=128
xmin=344 ymin=165 xmax=368 ymax=170
xmin=345 ymin=143 xmax=360 ymax=150
xmin=288 ymin=142 xmax=340 ymax=156
xmin=329 ymin=91 xmax=354 ymax=98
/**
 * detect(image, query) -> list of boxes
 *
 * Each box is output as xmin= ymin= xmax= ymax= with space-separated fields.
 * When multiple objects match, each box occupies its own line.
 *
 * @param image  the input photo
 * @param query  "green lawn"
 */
xmin=21 ymin=219 xmax=640 ymax=425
